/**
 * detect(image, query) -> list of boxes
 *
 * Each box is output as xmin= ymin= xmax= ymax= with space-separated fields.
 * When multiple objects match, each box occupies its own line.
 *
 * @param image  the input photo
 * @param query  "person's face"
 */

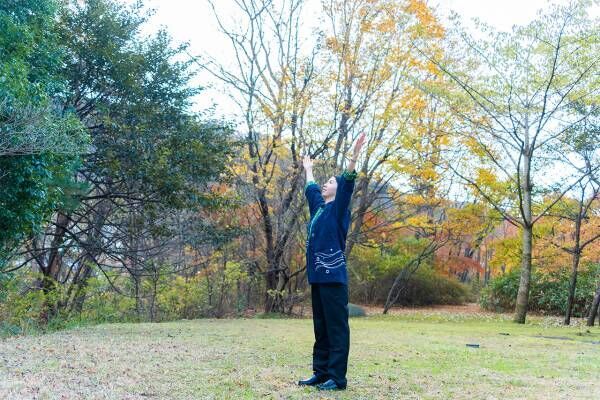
xmin=321 ymin=176 xmax=337 ymax=199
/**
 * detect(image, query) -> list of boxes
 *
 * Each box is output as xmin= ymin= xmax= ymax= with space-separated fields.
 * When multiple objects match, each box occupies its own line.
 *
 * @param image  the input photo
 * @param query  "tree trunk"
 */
xmin=149 ymin=265 xmax=158 ymax=322
xmin=264 ymin=257 xmax=287 ymax=313
xmin=69 ymin=262 xmax=94 ymax=315
xmin=39 ymin=212 xmax=70 ymax=324
xmin=564 ymin=248 xmax=581 ymax=325
xmin=133 ymin=272 xmax=142 ymax=318
xmin=514 ymin=224 xmax=533 ymax=323
xmin=68 ymin=200 xmax=110 ymax=316
xmin=587 ymin=283 xmax=600 ymax=327
xmin=514 ymin=143 xmax=533 ymax=324
xmin=565 ymin=195 xmax=586 ymax=325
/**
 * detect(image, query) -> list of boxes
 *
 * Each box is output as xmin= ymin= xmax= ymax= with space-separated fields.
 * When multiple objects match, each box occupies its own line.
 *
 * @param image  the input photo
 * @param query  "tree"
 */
xmin=318 ymin=0 xmax=447 ymax=261
xmin=588 ymin=283 xmax=600 ymax=326
xmin=203 ymin=0 xmax=451 ymax=313
xmin=425 ymin=1 xmax=599 ymax=323
xmin=543 ymin=104 xmax=600 ymax=324
xmin=9 ymin=0 xmax=238 ymax=323
xmin=0 ymin=0 xmax=88 ymax=266
xmin=202 ymin=0 xmax=321 ymax=312
xmin=537 ymin=187 xmax=600 ymax=324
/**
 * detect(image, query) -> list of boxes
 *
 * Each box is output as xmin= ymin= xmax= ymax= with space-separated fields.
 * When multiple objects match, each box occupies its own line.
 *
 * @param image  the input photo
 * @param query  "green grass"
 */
xmin=1 ymin=311 xmax=599 ymax=399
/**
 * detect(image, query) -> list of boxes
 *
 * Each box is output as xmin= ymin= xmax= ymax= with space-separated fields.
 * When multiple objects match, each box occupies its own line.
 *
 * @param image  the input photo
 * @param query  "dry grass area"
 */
xmin=359 ymin=302 xmax=494 ymax=316
xmin=1 ymin=307 xmax=599 ymax=399
xmin=289 ymin=302 xmax=492 ymax=318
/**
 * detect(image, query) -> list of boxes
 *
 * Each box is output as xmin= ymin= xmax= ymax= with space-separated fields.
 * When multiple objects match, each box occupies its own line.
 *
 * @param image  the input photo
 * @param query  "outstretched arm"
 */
xmin=303 ymin=155 xmax=324 ymax=217
xmin=335 ymin=132 xmax=366 ymax=220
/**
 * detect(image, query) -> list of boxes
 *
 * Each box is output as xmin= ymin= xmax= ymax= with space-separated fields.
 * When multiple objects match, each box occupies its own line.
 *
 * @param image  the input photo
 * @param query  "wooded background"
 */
xmin=1 ymin=0 xmax=599 ymax=336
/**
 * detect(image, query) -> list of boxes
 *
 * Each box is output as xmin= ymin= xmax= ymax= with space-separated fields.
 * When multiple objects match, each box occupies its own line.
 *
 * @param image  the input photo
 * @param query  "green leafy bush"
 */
xmin=157 ymin=275 xmax=210 ymax=320
xmin=349 ymin=242 xmax=470 ymax=306
xmin=390 ymin=267 xmax=470 ymax=306
xmin=479 ymin=263 xmax=600 ymax=316
xmin=0 ymin=271 xmax=67 ymax=336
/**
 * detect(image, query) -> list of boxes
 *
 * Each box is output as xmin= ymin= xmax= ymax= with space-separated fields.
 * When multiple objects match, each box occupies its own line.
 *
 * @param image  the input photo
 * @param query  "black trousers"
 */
xmin=311 ymin=282 xmax=350 ymax=388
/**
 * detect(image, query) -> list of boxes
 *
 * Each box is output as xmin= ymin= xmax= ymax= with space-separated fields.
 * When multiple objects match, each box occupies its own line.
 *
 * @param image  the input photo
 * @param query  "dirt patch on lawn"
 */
xmin=227 ymin=302 xmax=582 ymax=326
xmin=287 ymin=302 xmax=500 ymax=318
xmin=360 ymin=302 xmax=494 ymax=316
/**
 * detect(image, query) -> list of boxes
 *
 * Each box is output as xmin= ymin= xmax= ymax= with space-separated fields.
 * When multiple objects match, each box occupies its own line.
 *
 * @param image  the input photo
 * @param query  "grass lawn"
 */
xmin=1 ymin=307 xmax=599 ymax=399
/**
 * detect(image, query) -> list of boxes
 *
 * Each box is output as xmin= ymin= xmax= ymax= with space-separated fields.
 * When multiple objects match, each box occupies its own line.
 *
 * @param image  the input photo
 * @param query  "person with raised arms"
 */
xmin=297 ymin=132 xmax=366 ymax=391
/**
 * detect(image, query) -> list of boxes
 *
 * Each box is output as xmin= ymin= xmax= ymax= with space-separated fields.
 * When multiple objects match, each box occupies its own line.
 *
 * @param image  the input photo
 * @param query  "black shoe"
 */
xmin=316 ymin=379 xmax=346 ymax=390
xmin=297 ymin=374 xmax=327 ymax=386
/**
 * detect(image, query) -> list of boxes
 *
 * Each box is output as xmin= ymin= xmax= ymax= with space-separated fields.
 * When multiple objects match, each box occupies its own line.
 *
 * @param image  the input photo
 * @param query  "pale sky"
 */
xmin=133 ymin=0 xmax=596 ymax=195
xmin=137 ymin=0 xmax=590 ymax=118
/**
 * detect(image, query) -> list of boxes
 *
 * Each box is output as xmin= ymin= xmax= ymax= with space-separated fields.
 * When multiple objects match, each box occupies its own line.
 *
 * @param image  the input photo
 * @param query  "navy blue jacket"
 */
xmin=304 ymin=169 xmax=357 ymax=284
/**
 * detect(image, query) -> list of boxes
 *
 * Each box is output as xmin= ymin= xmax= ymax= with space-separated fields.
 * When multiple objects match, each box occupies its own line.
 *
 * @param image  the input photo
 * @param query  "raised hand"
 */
xmin=303 ymin=154 xmax=314 ymax=171
xmin=353 ymin=132 xmax=367 ymax=159
xmin=348 ymin=132 xmax=366 ymax=172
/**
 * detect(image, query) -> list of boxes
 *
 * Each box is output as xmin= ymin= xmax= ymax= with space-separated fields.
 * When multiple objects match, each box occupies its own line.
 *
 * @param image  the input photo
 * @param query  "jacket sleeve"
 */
xmin=305 ymin=180 xmax=324 ymax=218
xmin=334 ymin=169 xmax=357 ymax=221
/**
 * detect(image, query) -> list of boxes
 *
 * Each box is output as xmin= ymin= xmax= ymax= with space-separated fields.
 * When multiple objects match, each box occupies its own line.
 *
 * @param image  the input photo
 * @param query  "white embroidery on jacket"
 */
xmin=314 ymin=249 xmax=346 ymax=271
